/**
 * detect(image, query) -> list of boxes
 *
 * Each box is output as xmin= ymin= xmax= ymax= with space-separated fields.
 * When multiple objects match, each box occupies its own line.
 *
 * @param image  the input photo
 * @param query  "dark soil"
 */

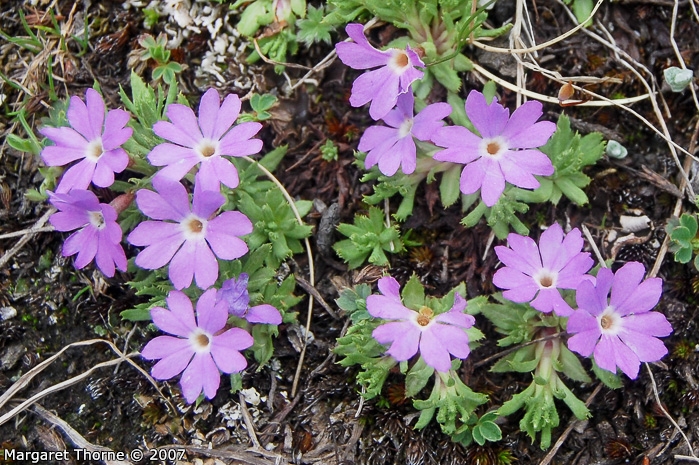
xmin=1 ymin=0 xmax=699 ymax=464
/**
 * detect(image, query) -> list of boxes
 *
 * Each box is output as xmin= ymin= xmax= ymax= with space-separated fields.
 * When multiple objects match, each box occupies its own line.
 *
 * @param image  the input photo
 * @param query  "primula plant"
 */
xmin=12 ymin=2 xmax=683 ymax=458
xmin=335 ymin=274 xmax=495 ymax=445
xmin=36 ymin=75 xmax=310 ymax=404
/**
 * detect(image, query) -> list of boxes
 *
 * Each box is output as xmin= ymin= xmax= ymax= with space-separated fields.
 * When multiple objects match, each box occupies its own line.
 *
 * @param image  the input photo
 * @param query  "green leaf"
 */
xmin=237 ymin=0 xmax=273 ymax=37
xmin=558 ymin=344 xmax=592 ymax=383
xmin=591 ymin=359 xmax=623 ymax=388
xmin=297 ymin=5 xmax=334 ymax=46
xmin=405 ymin=357 xmax=435 ymax=397
xmin=402 ymin=274 xmax=426 ymax=310
xmin=440 ymin=164 xmax=462 ymax=207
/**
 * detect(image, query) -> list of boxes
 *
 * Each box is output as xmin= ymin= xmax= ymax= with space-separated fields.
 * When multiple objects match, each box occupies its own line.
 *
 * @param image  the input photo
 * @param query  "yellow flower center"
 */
xmin=200 ymin=144 xmax=216 ymax=157
xmin=600 ymin=314 xmax=613 ymax=330
xmin=188 ymin=218 xmax=203 ymax=233
xmin=395 ymin=51 xmax=409 ymax=68
xmin=194 ymin=333 xmax=210 ymax=348
xmin=416 ymin=306 xmax=434 ymax=327
xmin=486 ymin=141 xmax=500 ymax=155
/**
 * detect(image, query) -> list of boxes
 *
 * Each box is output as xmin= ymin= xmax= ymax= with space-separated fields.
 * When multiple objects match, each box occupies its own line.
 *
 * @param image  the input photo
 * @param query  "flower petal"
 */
xmin=419 ymin=328 xmax=452 ymax=372
xmin=181 ymin=353 xmax=220 ymax=402
xmin=141 ymin=335 xmax=191 ymax=360
xmin=377 ymin=277 xmax=401 ymax=300
xmin=213 ymin=93 xmax=243 ymax=140
xmin=621 ymin=312 xmax=673 ymax=337
xmin=149 ymin=346 xmax=193 ymax=380
xmin=217 ymin=122 xmax=263 ymax=157
xmin=197 ymin=88 xmax=221 ymax=139
xmin=195 ymin=288 xmax=227 ymax=334
xmin=373 ymin=322 xmax=420 ymax=361
xmin=164 ymin=103 xmax=204 ymax=144
xmin=465 ymin=91 xmax=509 ymax=138
xmin=366 ymin=295 xmax=414 ymax=320
xmin=617 ymin=327 xmax=668 ymax=363
xmin=246 ymin=304 xmax=283 ymax=325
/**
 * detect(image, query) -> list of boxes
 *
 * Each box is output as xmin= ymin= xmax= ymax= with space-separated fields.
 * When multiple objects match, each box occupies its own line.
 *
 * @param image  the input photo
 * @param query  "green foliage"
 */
xmin=667 ymin=213 xmax=699 ymax=269
xmin=238 ymin=93 xmax=278 ymax=122
xmin=137 ymin=33 xmax=184 ymax=86
xmin=236 ymin=188 xmax=313 ymax=268
xmin=495 ymin=335 xmax=591 ymax=449
xmin=325 ymin=0 xmax=508 ymax=93
xmin=333 ymin=207 xmax=405 ymax=268
xmin=413 ymin=368 xmax=491 ymax=445
xmin=320 ymin=139 xmax=339 ymax=162
xmin=233 ymin=0 xmax=316 ymax=72
xmin=522 ymin=114 xmax=605 ymax=207
xmin=335 ymin=277 xmax=488 ymax=443
xmin=297 ymin=5 xmax=334 ymax=46
xmin=462 ymin=187 xmax=531 ymax=239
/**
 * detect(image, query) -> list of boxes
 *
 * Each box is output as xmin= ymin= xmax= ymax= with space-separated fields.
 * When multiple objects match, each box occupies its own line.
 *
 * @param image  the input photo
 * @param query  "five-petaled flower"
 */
xmin=566 ymin=262 xmax=672 ymax=379
xmin=141 ymin=289 xmax=254 ymax=403
xmin=335 ymin=23 xmax=424 ymax=121
xmin=217 ymin=273 xmax=283 ymax=325
xmin=433 ymin=90 xmax=556 ymax=207
xmin=367 ymin=276 xmax=475 ymax=372
xmin=359 ymin=91 xmax=452 ymax=176
xmin=128 ymin=178 xmax=253 ymax=290
xmin=493 ymin=223 xmax=593 ymax=316
xmin=48 ymin=189 xmax=127 ymax=277
xmin=40 ymin=88 xmax=132 ymax=194
xmin=148 ymin=88 xmax=263 ymax=191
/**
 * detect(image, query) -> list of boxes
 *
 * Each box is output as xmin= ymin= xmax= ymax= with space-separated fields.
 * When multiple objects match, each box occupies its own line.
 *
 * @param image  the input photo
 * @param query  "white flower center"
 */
xmin=196 ymin=139 xmax=219 ymax=159
xmin=397 ymin=117 xmax=414 ymax=139
xmin=88 ymin=210 xmax=106 ymax=230
xmin=85 ymin=138 xmax=104 ymax=161
xmin=189 ymin=328 xmax=213 ymax=353
xmin=480 ymin=136 xmax=508 ymax=159
xmin=534 ymin=269 xmax=557 ymax=289
xmin=180 ymin=214 xmax=207 ymax=241
xmin=388 ymin=50 xmax=411 ymax=74
xmin=598 ymin=306 xmax=621 ymax=335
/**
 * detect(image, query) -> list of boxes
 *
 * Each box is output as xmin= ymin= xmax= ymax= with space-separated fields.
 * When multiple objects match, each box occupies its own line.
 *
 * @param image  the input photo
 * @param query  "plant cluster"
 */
xmin=14 ymin=0 xmax=682 ymax=453
xmin=36 ymin=75 xmax=309 ymax=404
xmin=336 ymin=225 xmax=671 ymax=448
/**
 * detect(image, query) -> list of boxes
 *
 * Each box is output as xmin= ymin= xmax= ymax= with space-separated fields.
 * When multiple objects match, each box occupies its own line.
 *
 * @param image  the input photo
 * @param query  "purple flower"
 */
xmin=148 ymin=88 xmax=263 ymax=190
xmin=493 ymin=223 xmax=593 ymax=316
xmin=433 ymin=90 xmax=556 ymax=206
xmin=359 ymin=91 xmax=451 ymax=176
xmin=217 ymin=274 xmax=283 ymax=325
xmin=48 ymin=189 xmax=127 ymax=277
xmin=40 ymin=88 xmax=132 ymax=193
xmin=141 ymin=289 xmax=254 ymax=403
xmin=335 ymin=23 xmax=424 ymax=121
xmin=566 ymin=262 xmax=672 ymax=379
xmin=367 ymin=276 xmax=475 ymax=372
xmin=127 ymin=178 xmax=253 ymax=290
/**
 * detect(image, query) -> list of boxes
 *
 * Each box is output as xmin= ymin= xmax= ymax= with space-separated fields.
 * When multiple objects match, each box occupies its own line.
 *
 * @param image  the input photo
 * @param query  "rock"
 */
xmin=0 ymin=343 xmax=26 ymax=371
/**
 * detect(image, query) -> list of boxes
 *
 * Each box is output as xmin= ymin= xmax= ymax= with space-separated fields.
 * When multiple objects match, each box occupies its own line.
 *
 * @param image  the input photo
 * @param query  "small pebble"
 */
xmin=0 ymin=306 xmax=17 ymax=321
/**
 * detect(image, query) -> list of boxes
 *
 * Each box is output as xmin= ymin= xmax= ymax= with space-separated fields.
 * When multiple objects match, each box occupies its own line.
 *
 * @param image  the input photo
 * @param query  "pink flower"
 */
xmin=40 ymin=88 xmax=132 ymax=193
xmin=48 ymin=189 xmax=127 ymax=277
xmin=433 ymin=90 xmax=556 ymax=206
xmin=493 ymin=223 xmax=593 ymax=316
xmin=141 ymin=289 xmax=254 ymax=403
xmin=148 ymin=88 xmax=263 ymax=190
xmin=367 ymin=276 xmax=475 ymax=372
xmin=566 ymin=262 xmax=672 ymax=379
xmin=359 ymin=91 xmax=451 ymax=176
xmin=127 ymin=178 xmax=252 ymax=290
xmin=335 ymin=23 xmax=424 ymax=120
